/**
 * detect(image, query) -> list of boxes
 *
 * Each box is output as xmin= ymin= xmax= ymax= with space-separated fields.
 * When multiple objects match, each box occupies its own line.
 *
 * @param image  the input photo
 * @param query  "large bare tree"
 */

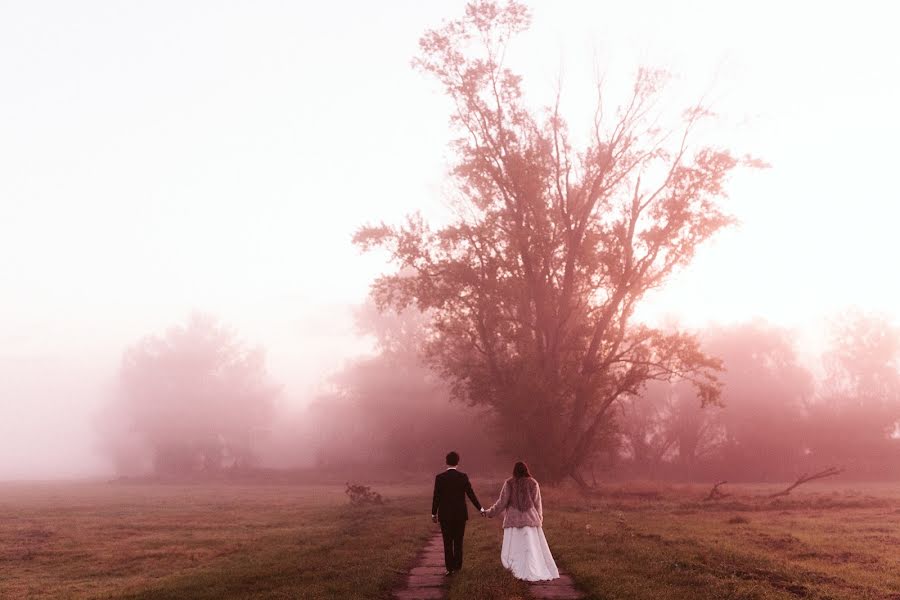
xmin=355 ymin=1 xmax=762 ymax=485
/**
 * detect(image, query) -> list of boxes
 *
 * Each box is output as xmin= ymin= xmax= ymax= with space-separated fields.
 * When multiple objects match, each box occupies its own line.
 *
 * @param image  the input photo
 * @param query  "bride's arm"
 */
xmin=485 ymin=480 xmax=510 ymax=518
xmin=534 ymin=481 xmax=543 ymax=524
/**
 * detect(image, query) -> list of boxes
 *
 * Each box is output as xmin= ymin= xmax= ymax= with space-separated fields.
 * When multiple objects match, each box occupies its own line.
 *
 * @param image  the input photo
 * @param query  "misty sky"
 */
xmin=1 ymin=0 xmax=898 ymax=479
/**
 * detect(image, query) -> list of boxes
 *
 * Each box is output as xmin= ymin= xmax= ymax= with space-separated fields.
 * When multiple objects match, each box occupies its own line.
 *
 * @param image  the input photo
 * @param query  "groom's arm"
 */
xmin=431 ymin=476 xmax=440 ymax=519
xmin=464 ymin=475 xmax=482 ymax=510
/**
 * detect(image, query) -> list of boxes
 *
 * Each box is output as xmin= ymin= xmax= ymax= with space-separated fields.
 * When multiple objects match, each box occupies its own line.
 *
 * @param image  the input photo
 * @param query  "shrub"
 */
xmin=345 ymin=482 xmax=384 ymax=505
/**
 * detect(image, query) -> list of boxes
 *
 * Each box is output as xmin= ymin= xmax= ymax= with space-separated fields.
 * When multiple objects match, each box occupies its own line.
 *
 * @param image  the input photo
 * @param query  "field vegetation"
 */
xmin=545 ymin=482 xmax=900 ymax=600
xmin=0 ymin=482 xmax=430 ymax=600
xmin=3 ymin=481 xmax=900 ymax=599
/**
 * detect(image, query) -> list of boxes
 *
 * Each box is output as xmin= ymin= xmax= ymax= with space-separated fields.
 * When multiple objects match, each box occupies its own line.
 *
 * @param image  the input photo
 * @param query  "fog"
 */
xmin=1 ymin=0 xmax=898 ymax=481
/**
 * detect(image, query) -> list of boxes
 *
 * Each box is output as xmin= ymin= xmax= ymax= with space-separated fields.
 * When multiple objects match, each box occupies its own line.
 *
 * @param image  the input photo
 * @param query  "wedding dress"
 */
xmin=500 ymin=525 xmax=560 ymax=581
xmin=486 ymin=475 xmax=560 ymax=582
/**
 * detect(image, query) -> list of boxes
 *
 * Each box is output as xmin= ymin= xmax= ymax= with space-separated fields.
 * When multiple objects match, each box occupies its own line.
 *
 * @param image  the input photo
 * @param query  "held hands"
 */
xmin=431 ymin=510 xmax=486 ymax=521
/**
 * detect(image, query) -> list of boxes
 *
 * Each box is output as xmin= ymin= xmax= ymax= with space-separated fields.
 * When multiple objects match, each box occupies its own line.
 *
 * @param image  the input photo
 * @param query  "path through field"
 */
xmin=393 ymin=532 xmax=584 ymax=599
xmin=393 ymin=533 xmax=446 ymax=600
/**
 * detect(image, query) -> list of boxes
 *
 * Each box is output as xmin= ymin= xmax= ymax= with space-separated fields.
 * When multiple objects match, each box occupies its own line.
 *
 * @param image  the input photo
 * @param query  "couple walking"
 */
xmin=430 ymin=451 xmax=559 ymax=581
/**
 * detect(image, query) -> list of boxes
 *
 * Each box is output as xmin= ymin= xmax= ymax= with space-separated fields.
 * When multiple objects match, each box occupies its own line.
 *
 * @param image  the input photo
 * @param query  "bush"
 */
xmin=345 ymin=482 xmax=384 ymax=505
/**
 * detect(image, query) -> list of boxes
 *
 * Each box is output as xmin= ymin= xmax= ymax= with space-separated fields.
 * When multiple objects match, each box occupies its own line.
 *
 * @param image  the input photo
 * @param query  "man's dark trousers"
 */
xmin=439 ymin=519 xmax=466 ymax=571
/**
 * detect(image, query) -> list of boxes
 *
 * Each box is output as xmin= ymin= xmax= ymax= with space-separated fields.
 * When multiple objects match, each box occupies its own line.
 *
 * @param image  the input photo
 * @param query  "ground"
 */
xmin=543 ymin=481 xmax=900 ymax=600
xmin=2 ymin=480 xmax=900 ymax=599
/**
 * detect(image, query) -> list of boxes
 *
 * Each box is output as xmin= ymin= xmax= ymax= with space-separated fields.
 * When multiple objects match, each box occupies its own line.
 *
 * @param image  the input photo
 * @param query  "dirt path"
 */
xmin=393 ymin=532 xmax=584 ymax=600
xmin=529 ymin=572 xmax=585 ymax=599
xmin=393 ymin=532 xmax=447 ymax=599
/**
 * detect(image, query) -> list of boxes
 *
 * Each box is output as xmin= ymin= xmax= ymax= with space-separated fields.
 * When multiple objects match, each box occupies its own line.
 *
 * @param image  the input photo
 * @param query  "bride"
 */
xmin=484 ymin=461 xmax=560 ymax=581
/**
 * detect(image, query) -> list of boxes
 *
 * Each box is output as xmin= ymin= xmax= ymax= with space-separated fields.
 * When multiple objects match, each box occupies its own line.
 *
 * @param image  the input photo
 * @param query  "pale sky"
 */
xmin=1 ymin=0 xmax=898 ymax=478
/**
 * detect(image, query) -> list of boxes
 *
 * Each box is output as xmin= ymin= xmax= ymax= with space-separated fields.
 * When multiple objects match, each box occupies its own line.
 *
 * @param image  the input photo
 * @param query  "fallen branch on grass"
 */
xmin=703 ymin=480 xmax=729 ymax=501
xmin=768 ymin=467 xmax=844 ymax=498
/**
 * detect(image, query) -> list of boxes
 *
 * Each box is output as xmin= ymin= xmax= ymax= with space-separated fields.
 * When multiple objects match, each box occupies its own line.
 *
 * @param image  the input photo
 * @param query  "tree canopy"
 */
xmin=100 ymin=314 xmax=278 ymax=477
xmin=807 ymin=311 xmax=900 ymax=476
xmin=355 ymin=0 xmax=762 ymax=484
xmin=301 ymin=303 xmax=496 ymax=472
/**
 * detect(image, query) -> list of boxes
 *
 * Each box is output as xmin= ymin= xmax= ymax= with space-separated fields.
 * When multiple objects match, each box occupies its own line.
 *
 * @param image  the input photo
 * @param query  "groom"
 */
xmin=431 ymin=451 xmax=484 ymax=575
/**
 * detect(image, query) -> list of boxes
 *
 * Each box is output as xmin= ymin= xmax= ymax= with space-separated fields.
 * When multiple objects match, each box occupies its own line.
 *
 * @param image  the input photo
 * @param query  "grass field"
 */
xmin=3 ymin=480 xmax=900 ymax=599
xmin=0 ymin=482 xmax=431 ymax=599
xmin=544 ymin=482 xmax=900 ymax=600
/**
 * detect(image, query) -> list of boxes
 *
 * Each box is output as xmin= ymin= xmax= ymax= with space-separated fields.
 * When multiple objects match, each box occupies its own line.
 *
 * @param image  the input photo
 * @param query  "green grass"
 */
xmin=0 ymin=482 xmax=432 ymax=599
xmin=543 ymin=482 xmax=900 ymax=600
xmin=5 ymin=480 xmax=900 ymax=599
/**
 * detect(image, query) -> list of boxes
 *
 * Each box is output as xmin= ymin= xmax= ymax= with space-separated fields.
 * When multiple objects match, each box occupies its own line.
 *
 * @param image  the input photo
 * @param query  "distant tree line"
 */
xmin=96 ymin=308 xmax=899 ymax=483
xmin=97 ymin=307 xmax=500 ymax=479
xmin=614 ymin=312 xmax=900 ymax=482
xmin=274 ymin=303 xmax=499 ymax=475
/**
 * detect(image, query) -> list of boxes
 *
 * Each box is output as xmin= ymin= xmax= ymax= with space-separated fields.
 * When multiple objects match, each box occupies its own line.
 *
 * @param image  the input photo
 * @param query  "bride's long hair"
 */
xmin=509 ymin=461 xmax=535 ymax=511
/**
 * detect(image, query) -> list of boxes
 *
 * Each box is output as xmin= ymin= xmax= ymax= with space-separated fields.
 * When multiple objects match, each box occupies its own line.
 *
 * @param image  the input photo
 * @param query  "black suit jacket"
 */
xmin=432 ymin=468 xmax=482 ymax=522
